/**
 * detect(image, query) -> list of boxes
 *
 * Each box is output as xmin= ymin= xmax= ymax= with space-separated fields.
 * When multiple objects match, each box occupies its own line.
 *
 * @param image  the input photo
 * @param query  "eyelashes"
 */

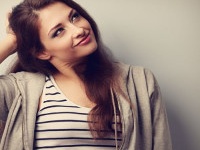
xmin=51 ymin=11 xmax=81 ymax=38
xmin=52 ymin=27 xmax=65 ymax=38
xmin=71 ymin=11 xmax=80 ymax=23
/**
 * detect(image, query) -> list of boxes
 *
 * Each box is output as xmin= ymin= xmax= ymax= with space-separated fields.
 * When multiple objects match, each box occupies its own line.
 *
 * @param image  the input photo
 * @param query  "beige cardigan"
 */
xmin=0 ymin=63 xmax=172 ymax=150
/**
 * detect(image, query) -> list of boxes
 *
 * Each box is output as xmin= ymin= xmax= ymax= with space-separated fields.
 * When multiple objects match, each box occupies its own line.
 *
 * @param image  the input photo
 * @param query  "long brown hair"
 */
xmin=9 ymin=0 xmax=121 ymax=138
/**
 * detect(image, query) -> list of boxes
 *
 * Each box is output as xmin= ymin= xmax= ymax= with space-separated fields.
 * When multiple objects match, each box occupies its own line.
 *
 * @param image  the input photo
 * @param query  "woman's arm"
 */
xmin=0 ymin=34 xmax=16 ymax=64
xmin=144 ymin=69 xmax=172 ymax=150
xmin=0 ymin=75 xmax=18 ymax=140
xmin=0 ymin=14 xmax=17 ymax=139
xmin=0 ymin=14 xmax=17 ymax=64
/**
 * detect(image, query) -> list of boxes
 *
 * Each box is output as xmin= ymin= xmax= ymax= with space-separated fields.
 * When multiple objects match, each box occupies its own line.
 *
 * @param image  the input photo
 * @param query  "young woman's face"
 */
xmin=37 ymin=2 xmax=97 ymax=67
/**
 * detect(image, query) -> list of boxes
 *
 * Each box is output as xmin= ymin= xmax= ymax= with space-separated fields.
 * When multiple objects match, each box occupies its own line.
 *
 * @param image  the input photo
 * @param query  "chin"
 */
xmin=88 ymin=42 xmax=98 ymax=54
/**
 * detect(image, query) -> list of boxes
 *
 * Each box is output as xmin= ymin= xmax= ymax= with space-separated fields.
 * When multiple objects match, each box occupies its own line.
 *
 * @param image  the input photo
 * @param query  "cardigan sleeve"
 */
xmin=144 ymin=69 xmax=172 ymax=150
xmin=0 ymin=75 xmax=18 ymax=139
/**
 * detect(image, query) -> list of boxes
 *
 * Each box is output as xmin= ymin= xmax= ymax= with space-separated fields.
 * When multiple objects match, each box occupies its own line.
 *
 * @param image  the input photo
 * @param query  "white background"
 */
xmin=0 ymin=0 xmax=200 ymax=149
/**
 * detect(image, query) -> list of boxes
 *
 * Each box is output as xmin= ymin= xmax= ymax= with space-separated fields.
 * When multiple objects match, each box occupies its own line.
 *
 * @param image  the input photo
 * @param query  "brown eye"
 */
xmin=52 ymin=27 xmax=65 ymax=38
xmin=71 ymin=12 xmax=80 ymax=23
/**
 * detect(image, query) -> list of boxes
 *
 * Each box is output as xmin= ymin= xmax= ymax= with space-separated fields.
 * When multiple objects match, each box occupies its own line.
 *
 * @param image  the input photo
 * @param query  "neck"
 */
xmin=50 ymin=58 xmax=87 ymax=79
xmin=53 ymin=66 xmax=79 ymax=80
xmin=53 ymin=62 xmax=87 ymax=82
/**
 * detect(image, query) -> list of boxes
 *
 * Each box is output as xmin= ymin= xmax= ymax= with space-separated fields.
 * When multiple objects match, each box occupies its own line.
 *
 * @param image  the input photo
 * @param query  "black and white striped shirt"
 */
xmin=34 ymin=76 xmax=122 ymax=149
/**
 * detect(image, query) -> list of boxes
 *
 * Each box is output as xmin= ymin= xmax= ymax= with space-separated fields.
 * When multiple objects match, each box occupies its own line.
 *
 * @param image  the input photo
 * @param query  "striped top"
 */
xmin=34 ymin=76 xmax=122 ymax=150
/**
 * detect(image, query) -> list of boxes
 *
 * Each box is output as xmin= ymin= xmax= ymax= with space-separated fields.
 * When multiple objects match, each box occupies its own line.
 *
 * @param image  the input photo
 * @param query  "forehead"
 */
xmin=37 ymin=2 xmax=72 ymax=35
xmin=38 ymin=1 xmax=71 ymax=22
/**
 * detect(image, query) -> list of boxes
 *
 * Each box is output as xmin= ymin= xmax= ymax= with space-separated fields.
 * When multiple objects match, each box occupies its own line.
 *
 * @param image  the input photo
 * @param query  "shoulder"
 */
xmin=116 ymin=62 xmax=158 ymax=96
xmin=0 ymin=71 xmax=45 ymax=90
xmin=9 ymin=71 xmax=45 ymax=81
xmin=1 ymin=71 xmax=46 ymax=87
xmin=117 ymin=62 xmax=155 ymax=82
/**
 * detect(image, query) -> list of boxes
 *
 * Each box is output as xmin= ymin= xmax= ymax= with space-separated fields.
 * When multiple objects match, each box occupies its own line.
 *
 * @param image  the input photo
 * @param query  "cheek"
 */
xmin=56 ymin=40 xmax=72 ymax=52
xmin=44 ymin=38 xmax=72 ymax=53
xmin=83 ymin=19 xmax=93 ymax=30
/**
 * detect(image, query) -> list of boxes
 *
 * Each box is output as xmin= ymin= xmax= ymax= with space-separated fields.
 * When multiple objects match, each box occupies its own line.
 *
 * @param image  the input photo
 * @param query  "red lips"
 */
xmin=75 ymin=34 xmax=91 ymax=47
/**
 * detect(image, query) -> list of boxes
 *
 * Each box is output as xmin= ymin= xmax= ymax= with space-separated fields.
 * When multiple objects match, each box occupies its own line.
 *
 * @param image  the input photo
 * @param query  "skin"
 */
xmin=37 ymin=2 xmax=97 ymax=108
xmin=0 ymin=13 xmax=16 ymax=64
xmin=0 ymin=2 xmax=97 ymax=108
xmin=0 ymin=35 xmax=16 ymax=64
xmin=37 ymin=2 xmax=97 ymax=75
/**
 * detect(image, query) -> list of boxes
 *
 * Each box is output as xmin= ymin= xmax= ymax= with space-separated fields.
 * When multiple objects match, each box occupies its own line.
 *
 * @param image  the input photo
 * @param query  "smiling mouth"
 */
xmin=75 ymin=33 xmax=91 ymax=47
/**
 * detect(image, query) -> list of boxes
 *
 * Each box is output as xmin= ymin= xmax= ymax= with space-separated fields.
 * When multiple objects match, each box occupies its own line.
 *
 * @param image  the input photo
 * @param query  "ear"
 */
xmin=36 ymin=50 xmax=51 ymax=60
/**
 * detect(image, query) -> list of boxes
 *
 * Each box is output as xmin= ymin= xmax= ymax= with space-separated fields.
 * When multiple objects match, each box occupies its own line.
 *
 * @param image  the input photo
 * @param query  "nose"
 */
xmin=71 ymin=24 xmax=85 ymax=39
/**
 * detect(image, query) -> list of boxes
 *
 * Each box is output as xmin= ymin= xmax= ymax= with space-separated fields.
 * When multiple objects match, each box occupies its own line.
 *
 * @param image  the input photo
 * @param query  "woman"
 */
xmin=0 ymin=0 xmax=172 ymax=149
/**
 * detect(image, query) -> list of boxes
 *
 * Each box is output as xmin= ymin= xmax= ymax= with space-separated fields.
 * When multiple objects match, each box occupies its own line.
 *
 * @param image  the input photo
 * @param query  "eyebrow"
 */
xmin=48 ymin=8 xmax=74 ymax=36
